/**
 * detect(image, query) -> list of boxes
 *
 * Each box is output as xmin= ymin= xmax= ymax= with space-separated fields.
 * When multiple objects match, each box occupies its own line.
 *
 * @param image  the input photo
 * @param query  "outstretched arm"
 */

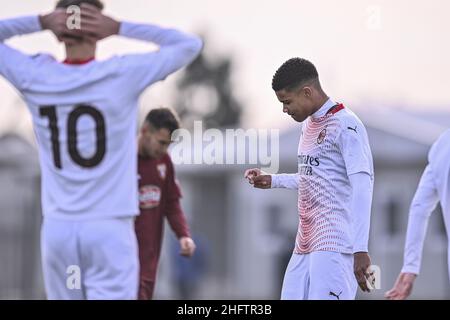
xmin=244 ymin=168 xmax=299 ymax=190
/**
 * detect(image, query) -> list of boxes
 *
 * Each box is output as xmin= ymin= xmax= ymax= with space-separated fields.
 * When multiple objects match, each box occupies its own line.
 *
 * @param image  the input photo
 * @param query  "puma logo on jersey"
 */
xmin=329 ymin=291 xmax=343 ymax=300
xmin=347 ymin=126 xmax=357 ymax=133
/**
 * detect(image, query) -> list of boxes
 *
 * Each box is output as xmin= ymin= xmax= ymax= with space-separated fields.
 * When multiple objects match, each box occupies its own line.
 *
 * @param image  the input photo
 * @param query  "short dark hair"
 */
xmin=145 ymin=108 xmax=180 ymax=135
xmin=272 ymin=58 xmax=319 ymax=92
xmin=56 ymin=0 xmax=104 ymax=10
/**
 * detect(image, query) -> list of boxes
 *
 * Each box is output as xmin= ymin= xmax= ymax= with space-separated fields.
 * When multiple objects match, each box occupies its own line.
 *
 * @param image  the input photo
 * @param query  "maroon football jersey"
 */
xmin=135 ymin=153 xmax=190 ymax=299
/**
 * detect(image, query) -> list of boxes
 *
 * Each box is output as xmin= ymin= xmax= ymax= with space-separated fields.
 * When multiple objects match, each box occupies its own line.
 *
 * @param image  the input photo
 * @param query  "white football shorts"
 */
xmin=281 ymin=251 xmax=357 ymax=300
xmin=41 ymin=216 xmax=139 ymax=300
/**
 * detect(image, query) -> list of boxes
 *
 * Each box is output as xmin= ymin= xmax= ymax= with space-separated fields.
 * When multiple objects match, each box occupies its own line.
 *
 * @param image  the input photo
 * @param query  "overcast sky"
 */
xmin=1 ymin=0 xmax=449 ymax=139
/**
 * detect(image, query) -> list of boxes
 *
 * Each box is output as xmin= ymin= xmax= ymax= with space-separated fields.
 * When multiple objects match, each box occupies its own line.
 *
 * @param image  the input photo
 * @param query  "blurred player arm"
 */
xmin=0 ymin=16 xmax=42 ymax=89
xmin=119 ymin=20 xmax=202 ymax=69
xmin=117 ymin=18 xmax=203 ymax=92
xmin=164 ymin=159 xmax=195 ymax=257
xmin=0 ymin=10 xmax=82 ymax=88
xmin=385 ymin=165 xmax=439 ymax=299
xmin=0 ymin=16 xmax=42 ymax=41
xmin=401 ymin=165 xmax=439 ymax=275
xmin=165 ymin=195 xmax=191 ymax=239
xmin=165 ymin=197 xmax=196 ymax=257
xmin=165 ymin=186 xmax=195 ymax=257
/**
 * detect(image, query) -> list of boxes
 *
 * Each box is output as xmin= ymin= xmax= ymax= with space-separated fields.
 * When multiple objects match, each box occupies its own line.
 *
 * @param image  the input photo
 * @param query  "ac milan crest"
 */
xmin=317 ymin=129 xmax=327 ymax=144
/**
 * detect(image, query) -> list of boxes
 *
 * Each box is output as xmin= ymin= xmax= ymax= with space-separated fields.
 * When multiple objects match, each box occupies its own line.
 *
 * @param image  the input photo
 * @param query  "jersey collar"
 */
xmin=63 ymin=57 xmax=95 ymax=65
xmin=311 ymin=98 xmax=336 ymax=119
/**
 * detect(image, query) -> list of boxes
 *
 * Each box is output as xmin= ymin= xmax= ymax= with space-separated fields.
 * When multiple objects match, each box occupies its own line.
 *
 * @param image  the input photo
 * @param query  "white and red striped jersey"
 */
xmin=273 ymin=99 xmax=374 ymax=254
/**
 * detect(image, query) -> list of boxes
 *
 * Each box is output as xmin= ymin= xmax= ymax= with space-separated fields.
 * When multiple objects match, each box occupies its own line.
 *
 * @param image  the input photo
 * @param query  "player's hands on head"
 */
xmin=79 ymin=3 xmax=120 ymax=41
xmin=40 ymin=4 xmax=120 ymax=44
xmin=179 ymin=237 xmax=196 ymax=257
xmin=384 ymin=272 xmax=416 ymax=300
xmin=39 ymin=9 xmax=83 ymax=44
xmin=353 ymin=252 xmax=373 ymax=293
xmin=244 ymin=168 xmax=271 ymax=189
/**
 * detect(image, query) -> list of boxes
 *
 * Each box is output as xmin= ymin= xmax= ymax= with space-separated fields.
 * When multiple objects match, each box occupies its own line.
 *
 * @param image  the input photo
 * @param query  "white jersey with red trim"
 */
xmin=294 ymin=100 xmax=374 ymax=254
xmin=0 ymin=16 xmax=202 ymax=220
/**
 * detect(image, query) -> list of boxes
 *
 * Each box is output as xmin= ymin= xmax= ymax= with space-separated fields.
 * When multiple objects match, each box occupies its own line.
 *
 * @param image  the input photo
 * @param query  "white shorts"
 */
xmin=41 ymin=216 xmax=139 ymax=300
xmin=281 ymin=251 xmax=357 ymax=300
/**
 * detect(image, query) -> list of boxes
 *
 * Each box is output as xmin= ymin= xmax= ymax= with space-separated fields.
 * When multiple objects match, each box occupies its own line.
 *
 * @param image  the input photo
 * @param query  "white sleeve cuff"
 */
xmin=270 ymin=173 xmax=299 ymax=190
xmin=401 ymin=266 xmax=420 ymax=275
xmin=271 ymin=174 xmax=281 ymax=188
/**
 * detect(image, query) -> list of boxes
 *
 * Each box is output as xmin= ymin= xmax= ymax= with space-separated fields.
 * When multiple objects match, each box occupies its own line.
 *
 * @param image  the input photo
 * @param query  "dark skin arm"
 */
xmin=354 ymin=252 xmax=373 ymax=292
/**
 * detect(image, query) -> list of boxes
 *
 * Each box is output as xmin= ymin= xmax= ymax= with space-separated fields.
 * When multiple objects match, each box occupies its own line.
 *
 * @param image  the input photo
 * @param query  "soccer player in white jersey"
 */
xmin=245 ymin=58 xmax=375 ymax=300
xmin=0 ymin=0 xmax=202 ymax=299
xmin=385 ymin=130 xmax=450 ymax=300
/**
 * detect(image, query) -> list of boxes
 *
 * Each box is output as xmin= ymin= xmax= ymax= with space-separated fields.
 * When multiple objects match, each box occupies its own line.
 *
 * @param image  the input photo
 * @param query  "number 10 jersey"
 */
xmin=0 ymin=16 xmax=202 ymax=220
xmin=27 ymin=58 xmax=143 ymax=220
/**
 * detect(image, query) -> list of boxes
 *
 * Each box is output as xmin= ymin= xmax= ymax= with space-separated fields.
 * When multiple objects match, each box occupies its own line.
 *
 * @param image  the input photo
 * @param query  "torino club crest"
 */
xmin=317 ymin=129 xmax=327 ymax=144
xmin=157 ymin=164 xmax=167 ymax=179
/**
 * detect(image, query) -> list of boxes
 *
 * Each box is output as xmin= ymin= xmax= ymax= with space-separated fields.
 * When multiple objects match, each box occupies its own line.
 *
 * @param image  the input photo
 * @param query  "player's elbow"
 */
xmin=171 ymin=36 xmax=202 ymax=70
xmin=184 ymin=35 xmax=203 ymax=58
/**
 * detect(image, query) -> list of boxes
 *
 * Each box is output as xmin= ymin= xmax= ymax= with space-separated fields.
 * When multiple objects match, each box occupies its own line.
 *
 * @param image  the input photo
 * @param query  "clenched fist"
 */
xmin=179 ymin=237 xmax=196 ymax=257
xmin=244 ymin=168 xmax=272 ymax=189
